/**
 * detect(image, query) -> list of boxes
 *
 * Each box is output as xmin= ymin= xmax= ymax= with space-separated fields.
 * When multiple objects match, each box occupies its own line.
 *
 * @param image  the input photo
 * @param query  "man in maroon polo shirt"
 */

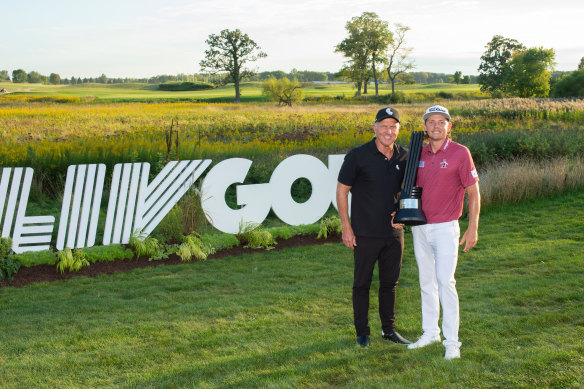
xmin=337 ymin=107 xmax=411 ymax=348
xmin=407 ymin=105 xmax=480 ymax=360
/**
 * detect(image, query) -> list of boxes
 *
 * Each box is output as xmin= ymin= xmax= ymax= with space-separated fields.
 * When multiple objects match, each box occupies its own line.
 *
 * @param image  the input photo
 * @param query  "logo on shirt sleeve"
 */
xmin=471 ymin=169 xmax=478 ymax=178
xmin=418 ymin=161 xmax=424 ymax=168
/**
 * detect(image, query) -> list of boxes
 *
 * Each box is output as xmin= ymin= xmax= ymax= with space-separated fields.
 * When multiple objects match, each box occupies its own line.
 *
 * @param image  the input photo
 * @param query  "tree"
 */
xmin=579 ymin=57 xmax=584 ymax=70
xmin=27 ymin=71 xmax=43 ymax=83
xmin=396 ymin=72 xmax=415 ymax=84
xmin=262 ymin=77 xmax=304 ymax=106
xmin=551 ymin=68 xmax=584 ymax=97
xmin=97 ymin=73 xmax=108 ymax=83
xmin=335 ymin=12 xmax=392 ymax=96
xmin=453 ymin=71 xmax=462 ymax=84
xmin=505 ymin=47 xmax=555 ymax=97
xmin=462 ymin=75 xmax=471 ymax=84
xmin=0 ymin=70 xmax=9 ymax=81
xmin=49 ymin=73 xmax=61 ymax=85
xmin=385 ymin=24 xmax=415 ymax=98
xmin=12 ymin=69 xmax=27 ymax=83
xmin=200 ymin=29 xmax=267 ymax=103
xmin=478 ymin=35 xmax=525 ymax=97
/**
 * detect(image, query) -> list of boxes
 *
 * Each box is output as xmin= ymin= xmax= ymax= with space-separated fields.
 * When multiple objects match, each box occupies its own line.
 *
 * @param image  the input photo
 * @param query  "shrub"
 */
xmin=200 ymin=233 xmax=240 ymax=251
xmin=0 ymin=257 xmax=21 ymax=283
xmin=317 ymin=216 xmax=342 ymax=239
xmin=83 ymin=244 xmax=134 ymax=263
xmin=129 ymin=230 xmax=165 ymax=259
xmin=0 ymin=237 xmax=12 ymax=257
xmin=262 ymin=77 xmax=304 ymax=106
xmin=56 ymin=248 xmax=90 ymax=274
xmin=550 ymin=69 xmax=584 ymax=97
xmin=158 ymin=82 xmax=215 ymax=91
xmin=177 ymin=233 xmax=215 ymax=262
xmin=9 ymin=250 xmax=57 ymax=267
xmin=237 ymin=222 xmax=276 ymax=250
xmin=179 ymin=187 xmax=210 ymax=236
xmin=152 ymin=205 xmax=184 ymax=244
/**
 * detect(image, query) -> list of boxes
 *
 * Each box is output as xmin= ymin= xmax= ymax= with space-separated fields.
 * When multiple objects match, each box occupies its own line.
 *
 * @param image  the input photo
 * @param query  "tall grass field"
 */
xmin=1 ymin=82 xmax=583 ymax=387
xmin=0 ymin=189 xmax=582 ymax=388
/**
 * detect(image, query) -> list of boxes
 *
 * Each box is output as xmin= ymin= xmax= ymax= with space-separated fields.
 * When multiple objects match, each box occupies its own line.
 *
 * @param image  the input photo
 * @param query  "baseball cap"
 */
xmin=423 ymin=105 xmax=451 ymax=121
xmin=375 ymin=107 xmax=400 ymax=123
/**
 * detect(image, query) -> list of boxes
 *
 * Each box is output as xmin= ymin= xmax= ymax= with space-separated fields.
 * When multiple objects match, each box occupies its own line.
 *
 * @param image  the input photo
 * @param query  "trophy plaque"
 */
xmin=394 ymin=131 xmax=427 ymax=226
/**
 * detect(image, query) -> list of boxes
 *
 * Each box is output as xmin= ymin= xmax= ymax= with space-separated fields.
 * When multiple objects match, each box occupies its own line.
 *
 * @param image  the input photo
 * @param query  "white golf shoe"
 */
xmin=407 ymin=333 xmax=441 ymax=349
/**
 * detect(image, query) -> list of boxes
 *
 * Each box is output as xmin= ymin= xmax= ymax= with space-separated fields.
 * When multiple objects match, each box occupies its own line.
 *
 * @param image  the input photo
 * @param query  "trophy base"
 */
xmin=394 ymin=208 xmax=427 ymax=226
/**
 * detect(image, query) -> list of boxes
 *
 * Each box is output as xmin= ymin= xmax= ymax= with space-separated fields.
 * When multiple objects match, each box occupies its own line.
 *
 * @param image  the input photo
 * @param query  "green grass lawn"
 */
xmin=0 ymin=190 xmax=582 ymax=388
xmin=0 ymin=81 xmax=481 ymax=102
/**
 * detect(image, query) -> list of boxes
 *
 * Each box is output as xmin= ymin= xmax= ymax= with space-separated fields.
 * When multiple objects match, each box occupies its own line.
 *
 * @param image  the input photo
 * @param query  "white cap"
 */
xmin=423 ymin=105 xmax=451 ymax=121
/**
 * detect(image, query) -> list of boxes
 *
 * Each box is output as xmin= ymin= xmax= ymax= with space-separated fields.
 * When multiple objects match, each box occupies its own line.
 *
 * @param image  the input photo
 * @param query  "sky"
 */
xmin=2 ymin=0 xmax=583 ymax=79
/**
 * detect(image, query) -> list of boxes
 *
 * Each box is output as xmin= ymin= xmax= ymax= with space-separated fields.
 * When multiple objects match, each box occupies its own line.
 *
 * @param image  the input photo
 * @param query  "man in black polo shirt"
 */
xmin=336 ymin=107 xmax=411 ymax=348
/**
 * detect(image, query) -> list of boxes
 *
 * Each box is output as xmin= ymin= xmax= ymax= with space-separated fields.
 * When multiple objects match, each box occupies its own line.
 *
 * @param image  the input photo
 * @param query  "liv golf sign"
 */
xmin=0 ymin=155 xmax=345 ymax=254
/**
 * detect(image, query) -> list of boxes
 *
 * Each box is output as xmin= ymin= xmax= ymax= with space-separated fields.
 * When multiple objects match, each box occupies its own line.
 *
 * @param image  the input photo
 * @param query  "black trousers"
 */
xmin=353 ymin=233 xmax=404 ymax=336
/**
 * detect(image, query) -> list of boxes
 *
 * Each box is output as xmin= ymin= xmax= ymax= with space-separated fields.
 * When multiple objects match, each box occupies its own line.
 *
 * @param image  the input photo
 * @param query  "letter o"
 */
xmin=270 ymin=155 xmax=331 ymax=225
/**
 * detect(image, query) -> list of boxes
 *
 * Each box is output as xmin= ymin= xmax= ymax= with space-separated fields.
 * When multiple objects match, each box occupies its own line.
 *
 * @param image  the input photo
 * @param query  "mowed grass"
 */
xmin=0 ymin=190 xmax=583 ymax=388
xmin=0 ymin=81 xmax=481 ymax=101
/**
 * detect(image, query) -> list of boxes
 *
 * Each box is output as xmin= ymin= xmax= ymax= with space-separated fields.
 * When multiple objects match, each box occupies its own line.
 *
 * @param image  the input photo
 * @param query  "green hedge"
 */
xmin=158 ymin=82 xmax=215 ymax=91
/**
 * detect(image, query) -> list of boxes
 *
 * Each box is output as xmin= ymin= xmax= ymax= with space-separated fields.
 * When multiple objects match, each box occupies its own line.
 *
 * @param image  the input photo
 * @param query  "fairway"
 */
xmin=0 ymin=80 xmax=482 ymax=101
xmin=0 ymin=189 xmax=582 ymax=388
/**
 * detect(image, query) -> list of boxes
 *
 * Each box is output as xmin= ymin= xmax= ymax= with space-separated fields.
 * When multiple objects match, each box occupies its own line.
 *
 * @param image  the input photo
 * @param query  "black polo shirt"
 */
xmin=338 ymin=138 xmax=408 ymax=238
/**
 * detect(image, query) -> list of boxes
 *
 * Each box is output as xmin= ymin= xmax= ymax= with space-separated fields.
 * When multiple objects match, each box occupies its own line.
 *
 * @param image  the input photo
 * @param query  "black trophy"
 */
xmin=394 ymin=131 xmax=427 ymax=226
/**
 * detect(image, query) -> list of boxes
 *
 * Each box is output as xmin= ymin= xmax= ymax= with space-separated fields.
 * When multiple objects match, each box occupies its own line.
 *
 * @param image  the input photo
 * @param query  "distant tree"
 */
xmin=0 ymin=70 xmax=9 ymax=81
xmin=579 ymin=57 xmax=584 ymax=70
xmin=506 ymin=47 xmax=555 ymax=97
xmin=259 ymin=70 xmax=287 ymax=80
xmin=396 ymin=72 xmax=415 ymax=84
xmin=385 ymin=24 xmax=415 ymax=98
xmin=411 ymin=72 xmax=429 ymax=84
xmin=12 ymin=69 xmax=27 ymax=83
xmin=97 ymin=74 xmax=108 ymax=83
xmin=200 ymin=29 xmax=267 ymax=103
xmin=478 ymin=35 xmax=525 ymax=97
xmin=550 ymin=68 xmax=584 ymax=97
xmin=462 ymin=75 xmax=471 ymax=84
xmin=288 ymin=69 xmax=328 ymax=82
xmin=49 ymin=73 xmax=61 ymax=85
xmin=453 ymin=71 xmax=462 ymax=84
xmin=27 ymin=71 xmax=43 ymax=83
xmin=262 ymin=77 xmax=304 ymax=106
xmin=336 ymin=12 xmax=392 ymax=96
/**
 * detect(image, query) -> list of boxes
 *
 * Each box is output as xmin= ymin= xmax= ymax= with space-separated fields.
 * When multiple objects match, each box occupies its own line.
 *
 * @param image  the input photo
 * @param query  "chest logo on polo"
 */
xmin=440 ymin=159 xmax=448 ymax=168
xmin=418 ymin=161 xmax=424 ymax=168
xmin=395 ymin=164 xmax=400 ymax=170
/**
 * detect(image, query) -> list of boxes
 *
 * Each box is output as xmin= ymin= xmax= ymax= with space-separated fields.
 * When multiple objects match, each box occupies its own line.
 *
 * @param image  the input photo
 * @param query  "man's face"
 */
xmin=423 ymin=114 xmax=452 ymax=142
xmin=374 ymin=118 xmax=400 ymax=148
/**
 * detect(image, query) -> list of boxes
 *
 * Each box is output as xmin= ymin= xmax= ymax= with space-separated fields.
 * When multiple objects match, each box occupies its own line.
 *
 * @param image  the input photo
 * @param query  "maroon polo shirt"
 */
xmin=415 ymin=139 xmax=479 ymax=224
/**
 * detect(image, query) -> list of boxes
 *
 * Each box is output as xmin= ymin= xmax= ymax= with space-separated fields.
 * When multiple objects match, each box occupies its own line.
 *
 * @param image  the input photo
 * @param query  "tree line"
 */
xmin=3 ymin=15 xmax=583 ymax=102
xmin=0 ymin=70 xmax=338 ymax=85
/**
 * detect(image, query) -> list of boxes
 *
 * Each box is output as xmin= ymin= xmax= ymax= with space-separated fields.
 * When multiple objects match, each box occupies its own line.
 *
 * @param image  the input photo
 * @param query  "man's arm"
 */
xmin=336 ymin=182 xmax=356 ymax=249
xmin=460 ymin=182 xmax=480 ymax=252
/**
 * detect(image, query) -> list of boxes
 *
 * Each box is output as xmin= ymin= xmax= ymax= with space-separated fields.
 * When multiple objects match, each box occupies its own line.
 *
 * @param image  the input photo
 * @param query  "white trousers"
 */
xmin=412 ymin=220 xmax=462 ymax=347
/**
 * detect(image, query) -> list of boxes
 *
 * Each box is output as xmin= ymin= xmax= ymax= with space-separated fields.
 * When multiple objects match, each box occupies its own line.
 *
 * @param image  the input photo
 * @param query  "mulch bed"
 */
xmin=1 ymin=234 xmax=341 ymax=288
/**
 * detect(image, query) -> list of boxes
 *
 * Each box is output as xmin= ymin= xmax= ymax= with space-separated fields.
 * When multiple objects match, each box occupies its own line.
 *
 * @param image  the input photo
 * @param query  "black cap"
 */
xmin=375 ymin=107 xmax=400 ymax=123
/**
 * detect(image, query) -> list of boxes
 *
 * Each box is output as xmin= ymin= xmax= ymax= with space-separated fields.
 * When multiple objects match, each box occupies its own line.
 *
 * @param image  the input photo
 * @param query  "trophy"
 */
xmin=394 ymin=131 xmax=427 ymax=226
